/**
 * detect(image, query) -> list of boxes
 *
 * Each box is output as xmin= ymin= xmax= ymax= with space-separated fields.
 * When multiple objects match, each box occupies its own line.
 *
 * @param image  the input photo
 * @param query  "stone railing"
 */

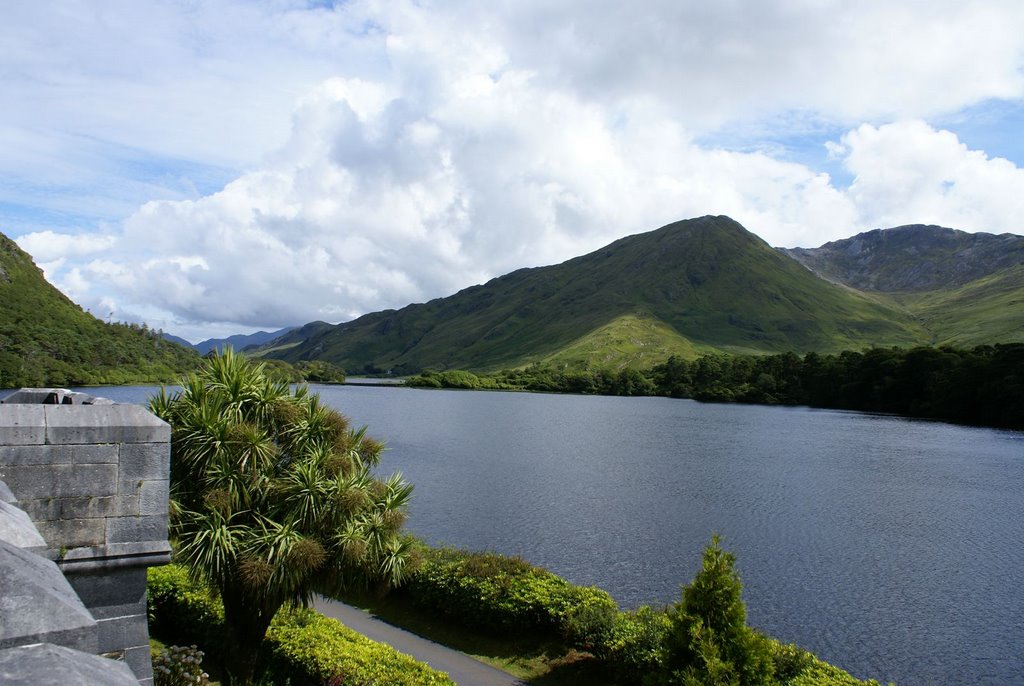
xmin=0 ymin=388 xmax=171 ymax=685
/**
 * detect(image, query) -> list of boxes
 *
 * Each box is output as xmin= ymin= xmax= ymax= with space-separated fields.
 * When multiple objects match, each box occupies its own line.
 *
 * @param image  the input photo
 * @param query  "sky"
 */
xmin=3 ymin=1 xmax=1024 ymax=343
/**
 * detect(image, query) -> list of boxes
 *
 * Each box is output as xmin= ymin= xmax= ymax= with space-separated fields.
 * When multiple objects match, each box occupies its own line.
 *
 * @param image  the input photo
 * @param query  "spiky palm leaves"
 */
xmin=150 ymin=350 xmax=413 ymax=683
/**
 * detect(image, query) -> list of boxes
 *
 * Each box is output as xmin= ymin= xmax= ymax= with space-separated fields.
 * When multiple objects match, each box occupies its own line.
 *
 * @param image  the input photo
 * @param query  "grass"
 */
xmin=535 ymin=312 xmax=707 ymax=370
xmin=885 ymin=264 xmax=1024 ymax=347
xmin=336 ymin=589 xmax=612 ymax=686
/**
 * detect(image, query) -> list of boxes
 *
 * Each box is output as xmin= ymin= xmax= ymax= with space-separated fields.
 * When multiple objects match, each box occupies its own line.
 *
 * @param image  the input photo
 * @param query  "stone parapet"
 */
xmin=0 ymin=388 xmax=173 ymax=685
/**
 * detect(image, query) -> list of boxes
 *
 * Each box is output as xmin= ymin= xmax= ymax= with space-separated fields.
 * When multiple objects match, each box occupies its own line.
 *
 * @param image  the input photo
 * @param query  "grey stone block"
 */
xmin=138 ymin=480 xmax=169 ymax=516
xmin=72 ymin=444 xmax=122 ymax=464
xmin=45 ymin=405 xmax=169 ymax=445
xmin=0 ymin=464 xmax=71 ymax=500
xmin=0 ymin=479 xmax=14 ymax=504
xmin=59 ymin=496 xmax=119 ymax=519
xmin=67 ymin=566 xmax=146 ymax=611
xmin=106 ymin=514 xmax=167 ymax=544
xmin=124 ymin=643 xmax=155 ymax=682
xmin=35 ymin=517 xmax=106 ymax=549
xmin=16 ymin=497 xmax=62 ymax=521
xmin=0 ymin=464 xmax=118 ymax=500
xmin=0 ymin=643 xmax=139 ymax=685
xmin=59 ymin=540 xmax=172 ymax=569
xmin=0 ymin=500 xmax=46 ymax=549
xmin=0 ymin=405 xmax=45 ymax=446
xmin=0 ymin=443 xmax=120 ymax=466
xmin=0 ymin=539 xmax=97 ymax=652
xmin=119 ymin=442 xmax=169 ymax=485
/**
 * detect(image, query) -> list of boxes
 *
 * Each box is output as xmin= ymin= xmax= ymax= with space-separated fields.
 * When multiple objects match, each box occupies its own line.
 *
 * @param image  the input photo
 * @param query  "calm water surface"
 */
xmin=60 ymin=385 xmax=1024 ymax=685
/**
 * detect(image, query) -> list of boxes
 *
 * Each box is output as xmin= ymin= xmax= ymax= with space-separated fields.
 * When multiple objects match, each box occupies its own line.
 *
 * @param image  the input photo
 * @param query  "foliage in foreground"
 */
xmin=152 ymin=643 xmax=210 ymax=686
xmin=149 ymin=350 xmax=413 ymax=683
xmin=148 ymin=564 xmax=454 ymax=686
xmin=403 ymin=546 xmax=619 ymax=650
xmin=382 ymin=541 xmax=882 ymax=686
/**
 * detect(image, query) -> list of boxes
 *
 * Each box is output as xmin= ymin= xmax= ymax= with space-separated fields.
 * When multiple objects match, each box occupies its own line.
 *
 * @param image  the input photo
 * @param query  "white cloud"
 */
xmin=838 ymin=121 xmax=1024 ymax=233
xmin=4 ymin=1 xmax=1024 ymax=338
xmin=16 ymin=231 xmax=116 ymax=261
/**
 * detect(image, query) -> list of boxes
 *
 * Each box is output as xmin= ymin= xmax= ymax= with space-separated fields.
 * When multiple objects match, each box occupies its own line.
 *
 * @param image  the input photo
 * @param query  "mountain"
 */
xmin=194 ymin=327 xmax=297 ymax=355
xmin=262 ymin=216 xmax=928 ymax=374
xmin=161 ymin=332 xmax=194 ymax=348
xmin=781 ymin=225 xmax=1024 ymax=292
xmin=0 ymin=231 xmax=200 ymax=388
xmin=781 ymin=225 xmax=1024 ymax=347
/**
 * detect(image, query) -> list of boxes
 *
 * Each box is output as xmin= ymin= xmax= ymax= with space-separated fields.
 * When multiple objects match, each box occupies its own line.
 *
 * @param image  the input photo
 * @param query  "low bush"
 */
xmin=147 ymin=564 xmax=455 ymax=686
xmin=263 ymin=607 xmax=455 ymax=686
xmin=602 ymin=605 xmax=670 ymax=679
xmin=151 ymin=644 xmax=210 ymax=686
xmin=403 ymin=547 xmax=619 ymax=648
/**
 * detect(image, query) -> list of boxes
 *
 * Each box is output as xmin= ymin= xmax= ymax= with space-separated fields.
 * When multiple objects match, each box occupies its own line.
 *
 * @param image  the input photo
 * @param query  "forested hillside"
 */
xmin=0 ymin=231 xmax=199 ymax=388
xmin=264 ymin=216 xmax=927 ymax=373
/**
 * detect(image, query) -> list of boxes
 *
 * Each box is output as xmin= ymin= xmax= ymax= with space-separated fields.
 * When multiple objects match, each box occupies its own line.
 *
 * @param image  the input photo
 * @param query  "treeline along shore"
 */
xmin=407 ymin=343 xmax=1024 ymax=430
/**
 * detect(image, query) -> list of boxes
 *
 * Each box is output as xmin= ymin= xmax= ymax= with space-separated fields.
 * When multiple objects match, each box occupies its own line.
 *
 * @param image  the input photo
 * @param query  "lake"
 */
xmin=51 ymin=385 xmax=1024 ymax=684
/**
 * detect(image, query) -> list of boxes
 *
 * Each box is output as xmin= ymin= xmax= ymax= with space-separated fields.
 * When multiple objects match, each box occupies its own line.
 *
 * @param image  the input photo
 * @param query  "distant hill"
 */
xmin=781 ymin=225 xmax=1024 ymax=292
xmin=262 ymin=216 xmax=928 ymax=374
xmin=781 ymin=225 xmax=1024 ymax=347
xmin=194 ymin=327 xmax=297 ymax=355
xmin=161 ymin=332 xmax=194 ymax=348
xmin=0 ymin=231 xmax=200 ymax=388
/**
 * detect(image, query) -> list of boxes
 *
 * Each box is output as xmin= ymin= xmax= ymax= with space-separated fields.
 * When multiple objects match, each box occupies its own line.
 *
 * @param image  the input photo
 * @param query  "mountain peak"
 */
xmin=782 ymin=225 xmax=1024 ymax=292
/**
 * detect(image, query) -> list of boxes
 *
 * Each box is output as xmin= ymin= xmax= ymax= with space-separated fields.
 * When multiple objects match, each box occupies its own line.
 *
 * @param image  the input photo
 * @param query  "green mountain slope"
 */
xmin=781 ymin=224 xmax=1024 ymax=346
xmin=0 ymin=231 xmax=199 ymax=387
xmin=267 ymin=216 xmax=928 ymax=373
xmin=886 ymin=264 xmax=1024 ymax=347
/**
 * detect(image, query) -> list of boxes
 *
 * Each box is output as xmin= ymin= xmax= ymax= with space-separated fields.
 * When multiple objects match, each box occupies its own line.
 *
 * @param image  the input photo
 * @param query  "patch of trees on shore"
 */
xmin=407 ymin=344 xmax=1024 ymax=430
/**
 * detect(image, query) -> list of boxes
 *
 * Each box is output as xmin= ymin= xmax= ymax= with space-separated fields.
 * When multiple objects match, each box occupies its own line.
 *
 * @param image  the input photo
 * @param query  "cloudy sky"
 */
xmin=3 ymin=0 xmax=1024 ymax=342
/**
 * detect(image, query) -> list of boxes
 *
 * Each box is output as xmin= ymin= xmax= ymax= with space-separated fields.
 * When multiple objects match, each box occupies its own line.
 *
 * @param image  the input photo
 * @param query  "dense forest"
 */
xmin=408 ymin=344 xmax=1024 ymax=430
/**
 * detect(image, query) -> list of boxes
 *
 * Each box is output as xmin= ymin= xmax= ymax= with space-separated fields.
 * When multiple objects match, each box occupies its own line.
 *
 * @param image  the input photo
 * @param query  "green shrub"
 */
xmin=147 ymin=565 xmax=225 ymax=653
xmin=785 ymin=655 xmax=883 ymax=686
xmin=561 ymin=585 xmax=620 ymax=652
xmin=263 ymin=607 xmax=455 ymax=686
xmin=148 ymin=564 xmax=454 ymax=686
xmin=403 ymin=548 xmax=618 ymax=645
xmin=602 ymin=605 xmax=671 ymax=679
xmin=770 ymin=640 xmax=815 ymax=683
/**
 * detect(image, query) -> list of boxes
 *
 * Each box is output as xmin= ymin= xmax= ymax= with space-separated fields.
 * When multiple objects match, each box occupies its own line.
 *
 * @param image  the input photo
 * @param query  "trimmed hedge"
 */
xmin=262 ymin=608 xmax=453 ymax=686
xmin=395 ymin=548 xmax=883 ymax=686
xmin=403 ymin=547 xmax=618 ymax=648
xmin=147 ymin=565 xmax=454 ymax=686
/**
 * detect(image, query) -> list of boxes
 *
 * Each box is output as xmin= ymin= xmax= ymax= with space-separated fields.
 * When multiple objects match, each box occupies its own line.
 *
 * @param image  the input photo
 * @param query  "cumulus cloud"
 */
xmin=836 ymin=121 xmax=1024 ymax=233
xmin=4 ymin=1 xmax=1024 ymax=339
xmin=62 ymin=70 xmax=868 ymax=333
xmin=16 ymin=231 xmax=117 ymax=262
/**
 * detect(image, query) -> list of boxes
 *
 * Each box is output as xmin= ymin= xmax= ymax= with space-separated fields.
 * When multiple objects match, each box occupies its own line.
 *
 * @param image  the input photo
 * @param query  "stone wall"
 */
xmin=0 ymin=388 xmax=171 ymax=685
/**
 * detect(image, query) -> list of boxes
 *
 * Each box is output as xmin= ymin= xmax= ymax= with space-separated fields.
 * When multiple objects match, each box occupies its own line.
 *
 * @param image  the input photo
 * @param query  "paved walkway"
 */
xmin=312 ymin=597 xmax=527 ymax=686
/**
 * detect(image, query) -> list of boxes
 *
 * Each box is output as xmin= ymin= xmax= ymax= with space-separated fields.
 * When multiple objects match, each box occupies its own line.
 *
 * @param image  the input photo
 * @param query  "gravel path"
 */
xmin=312 ymin=597 xmax=528 ymax=686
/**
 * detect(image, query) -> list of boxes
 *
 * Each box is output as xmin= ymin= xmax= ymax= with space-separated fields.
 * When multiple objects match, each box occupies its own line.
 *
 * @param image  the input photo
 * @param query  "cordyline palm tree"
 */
xmin=150 ymin=349 xmax=414 ymax=684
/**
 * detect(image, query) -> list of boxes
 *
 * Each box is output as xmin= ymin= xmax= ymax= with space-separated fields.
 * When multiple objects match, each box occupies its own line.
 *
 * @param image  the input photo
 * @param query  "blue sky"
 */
xmin=3 ymin=0 xmax=1024 ymax=342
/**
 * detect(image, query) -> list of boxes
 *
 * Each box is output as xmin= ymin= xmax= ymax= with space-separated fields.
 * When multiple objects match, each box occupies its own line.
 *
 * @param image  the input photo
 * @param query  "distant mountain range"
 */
xmin=8 ymin=216 xmax=1021 ymax=386
xmin=192 ymin=328 xmax=298 ymax=355
xmin=253 ymin=215 xmax=1023 ymax=374
xmin=0 ymin=231 xmax=199 ymax=388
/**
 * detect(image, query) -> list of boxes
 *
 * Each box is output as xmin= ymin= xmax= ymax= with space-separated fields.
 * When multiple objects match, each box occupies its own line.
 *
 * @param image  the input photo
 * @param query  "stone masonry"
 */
xmin=0 ymin=388 xmax=171 ymax=684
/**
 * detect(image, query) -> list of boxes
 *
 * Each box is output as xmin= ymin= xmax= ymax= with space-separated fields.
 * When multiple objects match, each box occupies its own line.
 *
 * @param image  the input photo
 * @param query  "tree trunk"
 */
xmin=221 ymin=590 xmax=280 ymax=685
